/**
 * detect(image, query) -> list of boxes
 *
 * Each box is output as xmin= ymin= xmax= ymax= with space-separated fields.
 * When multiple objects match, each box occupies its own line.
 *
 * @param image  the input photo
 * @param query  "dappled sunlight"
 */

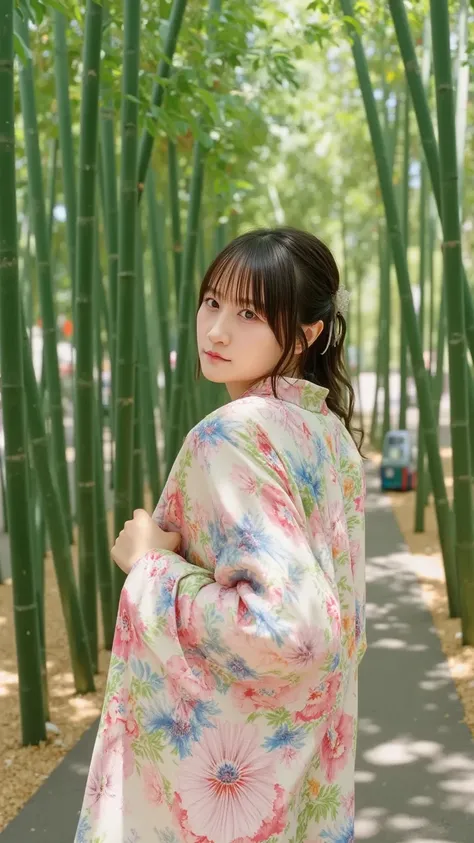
xmin=364 ymin=738 xmax=441 ymax=767
xmin=359 ymin=718 xmax=382 ymax=736
xmin=371 ymin=637 xmax=406 ymax=649
xmin=388 ymin=815 xmax=428 ymax=832
xmin=356 ymin=807 xmax=386 ymax=840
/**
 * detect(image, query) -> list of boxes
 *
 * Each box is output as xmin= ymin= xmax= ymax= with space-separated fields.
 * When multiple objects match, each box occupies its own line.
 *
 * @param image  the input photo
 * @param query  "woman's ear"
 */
xmin=295 ymin=320 xmax=324 ymax=354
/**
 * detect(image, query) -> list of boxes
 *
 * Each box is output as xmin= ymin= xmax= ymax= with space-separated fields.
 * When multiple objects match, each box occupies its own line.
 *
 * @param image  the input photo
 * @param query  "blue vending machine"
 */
xmin=381 ymin=430 xmax=417 ymax=491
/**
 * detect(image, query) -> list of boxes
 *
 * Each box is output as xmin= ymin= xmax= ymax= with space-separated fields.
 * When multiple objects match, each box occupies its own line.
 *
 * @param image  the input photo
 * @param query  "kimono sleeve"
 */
xmin=125 ymin=428 xmax=341 ymax=682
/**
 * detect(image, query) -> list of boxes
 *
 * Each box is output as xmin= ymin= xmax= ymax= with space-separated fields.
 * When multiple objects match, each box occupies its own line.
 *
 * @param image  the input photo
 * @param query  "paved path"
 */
xmin=355 ymin=465 xmax=474 ymax=842
xmin=1 ymin=464 xmax=473 ymax=842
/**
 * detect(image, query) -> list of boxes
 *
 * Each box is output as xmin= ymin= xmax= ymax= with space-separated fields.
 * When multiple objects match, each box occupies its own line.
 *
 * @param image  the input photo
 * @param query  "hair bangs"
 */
xmin=199 ymin=248 xmax=267 ymax=316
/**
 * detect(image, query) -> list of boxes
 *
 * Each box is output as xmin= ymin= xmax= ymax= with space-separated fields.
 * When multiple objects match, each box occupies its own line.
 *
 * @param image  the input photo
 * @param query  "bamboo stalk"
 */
xmin=75 ymin=0 xmax=104 ymax=670
xmin=0 ymin=1 xmax=46 ymax=744
xmin=414 ymin=159 xmax=428 ymax=534
xmin=399 ymin=82 xmax=410 ymax=430
xmin=428 ymin=203 xmax=436 ymax=374
xmin=137 ymin=216 xmax=161 ymax=501
xmin=430 ymin=0 xmax=474 ymax=644
xmin=370 ymin=225 xmax=383 ymax=443
xmin=46 ymin=138 xmax=58 ymax=246
xmin=93 ymin=234 xmax=115 ymax=650
xmin=132 ymin=371 xmax=144 ymax=511
xmin=387 ymin=0 xmax=474 ymax=366
xmin=339 ymin=0 xmax=458 ymax=618
xmin=381 ymin=97 xmax=400 ymax=441
xmin=16 ymin=14 xmax=73 ymax=541
xmin=146 ymin=170 xmax=172 ymax=406
xmin=136 ymin=0 xmax=188 ymax=195
xmin=21 ymin=311 xmax=96 ymax=691
xmin=455 ymin=0 xmax=469 ymax=217
xmin=168 ymin=140 xmax=183 ymax=300
xmin=27 ymin=454 xmax=49 ymax=723
xmin=113 ymin=0 xmax=141 ymax=604
xmin=53 ymin=10 xmax=77 ymax=297
xmin=100 ymin=4 xmax=119 ymax=389
xmin=414 ymin=16 xmax=432 ymax=534
xmin=166 ymin=139 xmax=206 ymax=468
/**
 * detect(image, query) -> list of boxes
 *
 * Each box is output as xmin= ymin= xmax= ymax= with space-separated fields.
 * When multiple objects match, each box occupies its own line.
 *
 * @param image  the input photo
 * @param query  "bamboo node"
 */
xmin=78 ymin=481 xmax=96 ymax=489
xmin=441 ymin=240 xmax=460 ymax=249
xmin=457 ymin=541 xmax=474 ymax=551
xmin=14 ymin=603 xmax=37 ymax=613
xmin=6 ymin=453 xmax=26 ymax=463
xmin=405 ymin=60 xmax=420 ymax=74
xmin=118 ymin=397 xmax=134 ymax=406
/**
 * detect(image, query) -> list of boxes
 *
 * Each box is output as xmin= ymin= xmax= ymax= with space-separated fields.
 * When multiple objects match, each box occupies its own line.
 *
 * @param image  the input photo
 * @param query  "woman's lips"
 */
xmin=204 ymin=350 xmax=231 ymax=362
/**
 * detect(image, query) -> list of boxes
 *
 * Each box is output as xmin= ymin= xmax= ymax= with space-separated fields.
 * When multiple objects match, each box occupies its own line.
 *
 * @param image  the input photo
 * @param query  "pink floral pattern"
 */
xmin=75 ymin=377 xmax=365 ymax=843
xmin=178 ymin=722 xmax=278 ymax=842
xmin=319 ymin=710 xmax=355 ymax=783
xmin=112 ymin=588 xmax=146 ymax=662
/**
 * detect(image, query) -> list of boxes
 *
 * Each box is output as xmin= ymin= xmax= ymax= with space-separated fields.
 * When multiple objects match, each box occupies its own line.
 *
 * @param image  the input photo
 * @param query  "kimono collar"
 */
xmin=242 ymin=377 xmax=329 ymax=414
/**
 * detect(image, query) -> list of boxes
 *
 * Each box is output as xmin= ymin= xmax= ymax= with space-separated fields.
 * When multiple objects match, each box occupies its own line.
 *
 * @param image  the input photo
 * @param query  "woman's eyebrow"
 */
xmin=206 ymin=286 xmax=255 ymax=308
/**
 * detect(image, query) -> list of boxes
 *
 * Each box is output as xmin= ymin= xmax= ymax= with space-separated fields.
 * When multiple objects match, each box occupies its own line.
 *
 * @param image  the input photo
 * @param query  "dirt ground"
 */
xmin=1 ymin=455 xmax=473 ymax=832
xmin=0 ymin=535 xmax=112 ymax=832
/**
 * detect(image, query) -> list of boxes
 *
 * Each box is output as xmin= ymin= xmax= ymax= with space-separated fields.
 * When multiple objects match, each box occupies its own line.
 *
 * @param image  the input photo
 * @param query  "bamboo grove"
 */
xmin=0 ymin=0 xmax=473 ymax=746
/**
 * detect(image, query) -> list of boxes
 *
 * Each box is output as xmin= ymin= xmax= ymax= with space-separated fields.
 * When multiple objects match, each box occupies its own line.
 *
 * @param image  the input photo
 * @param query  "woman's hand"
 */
xmin=111 ymin=508 xmax=181 ymax=576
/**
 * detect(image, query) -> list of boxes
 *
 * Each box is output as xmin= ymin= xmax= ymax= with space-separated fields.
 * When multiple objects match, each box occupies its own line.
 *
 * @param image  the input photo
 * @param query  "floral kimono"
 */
xmin=75 ymin=377 xmax=366 ymax=843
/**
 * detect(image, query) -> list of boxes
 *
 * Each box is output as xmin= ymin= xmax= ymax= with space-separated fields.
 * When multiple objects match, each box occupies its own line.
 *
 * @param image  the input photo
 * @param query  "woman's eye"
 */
xmin=205 ymin=297 xmax=219 ymax=309
xmin=241 ymin=309 xmax=257 ymax=321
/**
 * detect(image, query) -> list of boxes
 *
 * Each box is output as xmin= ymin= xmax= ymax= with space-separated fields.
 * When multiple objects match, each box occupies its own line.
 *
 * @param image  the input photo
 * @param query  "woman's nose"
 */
xmin=208 ymin=314 xmax=230 ymax=344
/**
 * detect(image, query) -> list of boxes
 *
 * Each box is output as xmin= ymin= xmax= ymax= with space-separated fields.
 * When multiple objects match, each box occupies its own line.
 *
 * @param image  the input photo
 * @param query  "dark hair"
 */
xmin=197 ymin=227 xmax=363 ymax=451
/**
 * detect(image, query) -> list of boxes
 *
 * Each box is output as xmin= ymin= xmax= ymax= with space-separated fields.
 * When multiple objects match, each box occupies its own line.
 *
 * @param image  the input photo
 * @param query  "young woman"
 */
xmin=75 ymin=227 xmax=366 ymax=843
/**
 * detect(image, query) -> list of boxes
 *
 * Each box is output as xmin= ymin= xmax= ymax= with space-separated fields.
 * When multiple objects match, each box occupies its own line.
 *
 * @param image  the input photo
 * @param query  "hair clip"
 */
xmin=335 ymin=285 xmax=351 ymax=318
xmin=321 ymin=285 xmax=350 ymax=355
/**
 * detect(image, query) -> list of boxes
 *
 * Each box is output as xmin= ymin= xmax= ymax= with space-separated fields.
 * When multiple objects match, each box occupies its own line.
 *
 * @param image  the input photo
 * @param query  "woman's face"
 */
xmin=196 ymin=288 xmax=283 ymax=400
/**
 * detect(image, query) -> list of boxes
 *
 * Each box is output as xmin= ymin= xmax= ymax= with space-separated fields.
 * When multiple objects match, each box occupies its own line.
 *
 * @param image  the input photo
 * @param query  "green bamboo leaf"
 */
xmin=47 ymin=0 xmax=73 ymax=13
xmin=198 ymin=85 xmax=220 ymax=119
